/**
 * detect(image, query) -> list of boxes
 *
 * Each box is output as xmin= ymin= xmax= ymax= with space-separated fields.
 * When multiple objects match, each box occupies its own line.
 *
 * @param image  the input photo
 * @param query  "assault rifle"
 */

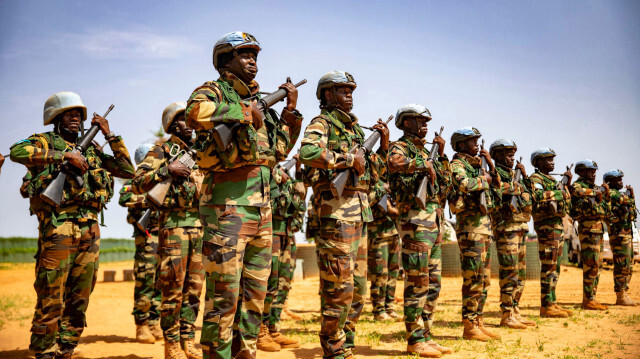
xmin=415 ymin=126 xmax=444 ymax=210
xmin=281 ymin=155 xmax=298 ymax=172
xmin=41 ymin=105 xmax=115 ymax=206
xmin=479 ymin=140 xmax=489 ymax=215
xmin=550 ymin=163 xmax=573 ymax=213
xmin=624 ymin=186 xmax=640 ymax=216
xmin=509 ymin=157 xmax=524 ymax=213
xmin=330 ymin=115 xmax=393 ymax=197
xmin=212 ymin=78 xmax=307 ymax=149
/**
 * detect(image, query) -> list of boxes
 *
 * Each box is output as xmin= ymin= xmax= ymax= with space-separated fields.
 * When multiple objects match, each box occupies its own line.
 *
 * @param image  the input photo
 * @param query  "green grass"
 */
xmin=0 ymin=294 xmax=32 ymax=330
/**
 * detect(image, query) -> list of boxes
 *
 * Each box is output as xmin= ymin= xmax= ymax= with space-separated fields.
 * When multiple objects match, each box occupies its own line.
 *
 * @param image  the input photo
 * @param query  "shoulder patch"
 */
xmin=534 ymin=183 xmax=544 ymax=190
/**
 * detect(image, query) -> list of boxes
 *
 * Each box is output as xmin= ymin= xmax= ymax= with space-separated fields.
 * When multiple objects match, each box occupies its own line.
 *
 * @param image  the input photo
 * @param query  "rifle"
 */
xmin=509 ymin=157 xmax=524 ymax=213
xmin=330 ymin=115 xmax=393 ymax=197
xmin=41 ymin=105 xmax=115 ymax=206
xmin=479 ymin=140 xmax=489 ymax=215
xmin=550 ymin=163 xmax=573 ymax=213
xmin=281 ymin=155 xmax=298 ymax=172
xmin=415 ymin=126 xmax=444 ymax=209
xmin=136 ymin=208 xmax=153 ymax=232
xmin=212 ymin=78 xmax=307 ymax=149
xmin=625 ymin=186 xmax=640 ymax=216
xmin=146 ymin=144 xmax=197 ymax=208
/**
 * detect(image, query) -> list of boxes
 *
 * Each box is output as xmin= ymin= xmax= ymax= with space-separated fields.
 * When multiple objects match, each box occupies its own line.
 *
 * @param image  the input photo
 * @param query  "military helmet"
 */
xmin=43 ymin=91 xmax=87 ymax=126
xmin=162 ymin=102 xmax=187 ymax=132
xmin=603 ymin=169 xmax=624 ymax=182
xmin=530 ymin=148 xmax=556 ymax=166
xmin=394 ymin=104 xmax=432 ymax=129
xmin=212 ymin=31 xmax=261 ymax=70
xmin=134 ymin=143 xmax=154 ymax=165
xmin=575 ymin=159 xmax=598 ymax=172
xmin=489 ymin=139 xmax=517 ymax=157
xmin=316 ymin=71 xmax=357 ymax=99
xmin=450 ymin=127 xmax=481 ymax=151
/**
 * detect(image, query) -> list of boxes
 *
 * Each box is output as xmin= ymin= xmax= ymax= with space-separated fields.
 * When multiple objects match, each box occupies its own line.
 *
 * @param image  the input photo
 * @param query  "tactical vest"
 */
xmin=493 ymin=166 xmax=532 ymax=224
xmin=154 ymin=141 xmax=200 ymax=211
xmin=22 ymin=131 xmax=114 ymax=216
xmin=569 ymin=179 xmax=609 ymax=221
xmin=530 ymin=171 xmax=569 ymax=222
xmin=448 ymin=156 xmax=497 ymax=215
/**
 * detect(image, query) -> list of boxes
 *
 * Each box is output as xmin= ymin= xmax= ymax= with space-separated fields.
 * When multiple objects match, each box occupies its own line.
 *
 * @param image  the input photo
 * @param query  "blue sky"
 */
xmin=1 ymin=1 xmax=639 ymax=239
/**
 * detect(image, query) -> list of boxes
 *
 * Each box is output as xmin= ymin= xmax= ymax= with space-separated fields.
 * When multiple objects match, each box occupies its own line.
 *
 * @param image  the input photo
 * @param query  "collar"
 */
xmin=328 ymin=108 xmax=358 ymax=128
xmin=167 ymin=134 xmax=190 ymax=150
xmin=405 ymin=134 xmax=426 ymax=147
xmin=577 ymin=176 xmax=595 ymax=187
xmin=496 ymin=163 xmax=513 ymax=173
xmin=454 ymin=152 xmax=481 ymax=168
xmin=219 ymin=71 xmax=260 ymax=98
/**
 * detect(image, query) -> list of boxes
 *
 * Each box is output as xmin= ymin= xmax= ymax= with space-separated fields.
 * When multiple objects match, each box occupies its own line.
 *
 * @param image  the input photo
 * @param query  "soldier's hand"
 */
xmin=91 ymin=114 xmax=111 ymax=136
xmin=425 ymin=159 xmax=436 ymax=185
xmin=293 ymin=154 xmax=301 ymax=172
xmin=280 ymin=81 xmax=298 ymax=112
xmin=602 ymin=182 xmax=610 ymax=198
xmin=372 ymin=119 xmax=390 ymax=151
xmin=482 ymin=169 xmax=492 ymax=183
xmin=281 ymin=170 xmax=290 ymax=183
xmin=479 ymin=148 xmax=492 ymax=164
xmin=250 ymin=102 xmax=264 ymax=129
xmin=626 ymin=185 xmax=635 ymax=198
xmin=352 ymin=148 xmax=366 ymax=176
xmin=64 ymin=152 xmax=89 ymax=174
xmin=516 ymin=162 xmax=527 ymax=177
xmin=168 ymin=161 xmax=191 ymax=178
xmin=0 ymin=153 xmax=4 ymax=169
xmin=563 ymin=169 xmax=573 ymax=185
xmin=433 ymin=134 xmax=446 ymax=157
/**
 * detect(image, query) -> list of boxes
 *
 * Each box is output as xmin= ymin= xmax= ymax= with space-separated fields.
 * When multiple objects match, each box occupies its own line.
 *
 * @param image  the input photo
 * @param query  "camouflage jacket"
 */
xmin=185 ymin=71 xmax=302 ymax=207
xmin=529 ymin=170 xmax=571 ymax=222
xmin=388 ymin=135 xmax=451 ymax=219
xmin=10 ymin=130 xmax=134 ymax=223
xmin=569 ymin=177 xmax=610 ymax=222
xmin=491 ymin=164 xmax=532 ymax=232
xmin=132 ymin=135 xmax=202 ymax=229
xmin=118 ymin=179 xmax=160 ymax=236
xmin=300 ymin=108 xmax=385 ymax=222
xmin=608 ymin=188 xmax=637 ymax=234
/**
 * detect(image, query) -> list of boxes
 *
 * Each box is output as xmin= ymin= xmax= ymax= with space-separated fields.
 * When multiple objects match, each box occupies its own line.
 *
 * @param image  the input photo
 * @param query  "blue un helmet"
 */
xmin=212 ymin=31 xmax=261 ymax=71
xmin=134 ymin=143 xmax=155 ymax=165
xmin=603 ymin=169 xmax=624 ymax=182
xmin=530 ymin=148 xmax=556 ymax=167
xmin=450 ymin=127 xmax=481 ymax=151
xmin=489 ymin=139 xmax=517 ymax=157
xmin=316 ymin=71 xmax=357 ymax=100
xmin=394 ymin=104 xmax=432 ymax=129
xmin=575 ymin=159 xmax=598 ymax=173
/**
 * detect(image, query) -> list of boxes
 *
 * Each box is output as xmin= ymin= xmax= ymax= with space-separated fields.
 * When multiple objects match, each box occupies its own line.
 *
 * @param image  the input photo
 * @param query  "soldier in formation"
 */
xmin=132 ymin=102 xmax=204 ymax=359
xmin=10 ymin=91 xmax=135 ymax=358
xmin=118 ymin=143 xmax=164 ymax=344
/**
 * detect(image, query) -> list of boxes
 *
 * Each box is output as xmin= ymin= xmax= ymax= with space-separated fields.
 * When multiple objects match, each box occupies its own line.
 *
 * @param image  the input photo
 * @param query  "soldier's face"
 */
xmin=404 ymin=116 xmax=429 ymax=138
xmin=326 ymin=86 xmax=353 ymax=112
xmin=537 ymin=157 xmax=554 ymax=173
xmin=226 ymin=50 xmax=258 ymax=83
xmin=580 ymin=168 xmax=597 ymax=182
xmin=461 ymin=137 xmax=479 ymax=155
xmin=58 ymin=109 xmax=83 ymax=134
xmin=173 ymin=114 xmax=193 ymax=143
xmin=607 ymin=177 xmax=623 ymax=190
xmin=495 ymin=148 xmax=516 ymax=167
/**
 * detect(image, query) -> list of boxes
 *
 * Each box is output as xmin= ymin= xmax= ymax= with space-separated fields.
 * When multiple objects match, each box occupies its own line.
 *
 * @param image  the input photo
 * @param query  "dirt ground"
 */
xmin=1 ymin=261 xmax=639 ymax=359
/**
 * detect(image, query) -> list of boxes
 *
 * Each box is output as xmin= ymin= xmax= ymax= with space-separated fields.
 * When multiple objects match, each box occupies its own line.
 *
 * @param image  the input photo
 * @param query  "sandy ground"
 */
xmin=1 ymin=261 xmax=639 ymax=359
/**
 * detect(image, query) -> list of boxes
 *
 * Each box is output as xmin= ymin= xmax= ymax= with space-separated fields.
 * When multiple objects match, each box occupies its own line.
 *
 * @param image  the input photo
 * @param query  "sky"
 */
xmin=1 ymin=1 xmax=639 ymax=240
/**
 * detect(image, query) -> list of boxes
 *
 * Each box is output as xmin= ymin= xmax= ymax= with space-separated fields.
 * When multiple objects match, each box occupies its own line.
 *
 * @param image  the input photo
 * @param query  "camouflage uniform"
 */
xmin=306 ymin=200 xmax=321 ymax=243
xmin=491 ymin=164 xmax=532 ymax=315
xmin=607 ymin=188 xmax=637 ymax=294
xmin=388 ymin=135 xmax=451 ymax=344
xmin=118 ymin=180 xmax=162 ymax=327
xmin=366 ymin=208 xmax=399 ymax=317
xmin=11 ymin=130 xmax=134 ymax=358
xmin=132 ymin=135 xmax=205 ymax=343
xmin=186 ymin=71 xmax=301 ymax=358
xmin=569 ymin=177 xmax=610 ymax=302
xmin=300 ymin=108 xmax=382 ymax=359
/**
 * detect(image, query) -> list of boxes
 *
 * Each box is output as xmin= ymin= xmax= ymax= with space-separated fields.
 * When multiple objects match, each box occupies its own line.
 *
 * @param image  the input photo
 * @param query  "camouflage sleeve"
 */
xmin=131 ymin=146 xmax=170 ymax=195
xmin=281 ymin=108 xmax=303 ymax=154
xmin=299 ymin=118 xmax=351 ymax=170
xmin=451 ymin=159 xmax=489 ymax=193
xmin=570 ymin=182 xmax=596 ymax=198
xmin=9 ymin=134 xmax=65 ymax=166
xmin=118 ymin=180 xmax=147 ymax=209
xmin=185 ymin=82 xmax=252 ymax=130
xmin=98 ymin=136 xmax=135 ymax=179
xmin=530 ymin=175 xmax=564 ymax=203
xmin=388 ymin=142 xmax=418 ymax=174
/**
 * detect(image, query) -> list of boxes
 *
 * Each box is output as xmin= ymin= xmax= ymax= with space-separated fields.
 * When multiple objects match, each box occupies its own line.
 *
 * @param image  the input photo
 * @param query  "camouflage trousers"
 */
xmin=610 ymin=231 xmax=634 ymax=293
xmin=30 ymin=218 xmax=100 ymax=357
xmin=578 ymin=220 xmax=605 ymax=301
xmin=200 ymin=205 xmax=272 ymax=359
xmin=534 ymin=220 xmax=564 ymax=308
xmin=316 ymin=218 xmax=367 ymax=359
xmin=262 ymin=233 xmax=297 ymax=332
xmin=398 ymin=219 xmax=442 ymax=344
xmin=366 ymin=234 xmax=399 ymax=315
xmin=132 ymin=231 xmax=161 ymax=326
xmin=457 ymin=232 xmax=492 ymax=321
xmin=159 ymin=226 xmax=204 ymax=342
xmin=495 ymin=229 xmax=527 ymax=314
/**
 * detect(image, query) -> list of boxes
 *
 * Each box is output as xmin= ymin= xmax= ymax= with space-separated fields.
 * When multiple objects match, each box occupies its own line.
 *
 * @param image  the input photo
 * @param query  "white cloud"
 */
xmin=67 ymin=30 xmax=197 ymax=59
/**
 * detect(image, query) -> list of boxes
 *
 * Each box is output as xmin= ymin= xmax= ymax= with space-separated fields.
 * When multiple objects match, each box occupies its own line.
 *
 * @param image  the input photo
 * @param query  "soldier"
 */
xmin=306 ymin=200 xmax=321 ymax=243
xmin=185 ymin=32 xmax=302 ymax=359
xmin=603 ymin=169 xmax=639 ymax=306
xmin=300 ymin=71 xmax=388 ymax=359
xmin=488 ymin=140 xmax=536 ymax=329
xmin=10 ymin=91 xmax=135 ymax=358
xmin=388 ymin=104 xmax=452 ymax=357
xmin=448 ymin=127 xmax=501 ymax=342
xmin=118 ymin=143 xmax=163 ymax=344
xmin=569 ymin=159 xmax=610 ymax=311
xmin=529 ymin=148 xmax=573 ymax=318
xmin=132 ymin=103 xmax=204 ymax=359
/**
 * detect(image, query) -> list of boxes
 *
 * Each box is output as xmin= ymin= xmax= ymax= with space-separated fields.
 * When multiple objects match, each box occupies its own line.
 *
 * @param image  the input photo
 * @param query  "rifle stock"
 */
xmin=479 ymin=140 xmax=489 ymax=215
xmin=136 ymin=208 xmax=152 ymax=232
xmin=147 ymin=177 xmax=173 ymax=207
xmin=509 ymin=157 xmax=523 ymax=213
xmin=416 ymin=126 xmax=444 ymax=209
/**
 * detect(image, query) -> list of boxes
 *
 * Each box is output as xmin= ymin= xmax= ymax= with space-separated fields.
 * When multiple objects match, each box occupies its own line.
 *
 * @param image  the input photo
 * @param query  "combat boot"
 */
xmin=426 ymin=340 xmax=453 ymax=354
xmin=540 ymin=305 xmax=568 ymax=318
xmin=136 ymin=324 xmax=156 ymax=344
xmin=181 ymin=338 xmax=202 ymax=359
xmin=499 ymin=311 xmax=528 ymax=329
xmin=477 ymin=316 xmax=501 ymax=340
xmin=616 ymin=291 xmax=640 ymax=306
xmin=514 ymin=307 xmax=536 ymax=326
xmin=165 ymin=340 xmax=188 ymax=359
xmin=150 ymin=322 xmax=164 ymax=340
xmin=374 ymin=312 xmax=393 ymax=321
xmin=552 ymin=304 xmax=574 ymax=317
xmin=386 ymin=309 xmax=399 ymax=319
xmin=407 ymin=342 xmax=442 ymax=358
xmin=462 ymin=319 xmax=490 ymax=342
xmin=257 ymin=323 xmax=281 ymax=352
xmin=270 ymin=330 xmax=301 ymax=349
xmin=582 ymin=299 xmax=608 ymax=311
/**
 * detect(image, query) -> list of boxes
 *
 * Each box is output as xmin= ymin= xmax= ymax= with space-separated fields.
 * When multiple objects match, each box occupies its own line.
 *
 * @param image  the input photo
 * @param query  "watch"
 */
xmin=105 ymin=132 xmax=116 ymax=140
